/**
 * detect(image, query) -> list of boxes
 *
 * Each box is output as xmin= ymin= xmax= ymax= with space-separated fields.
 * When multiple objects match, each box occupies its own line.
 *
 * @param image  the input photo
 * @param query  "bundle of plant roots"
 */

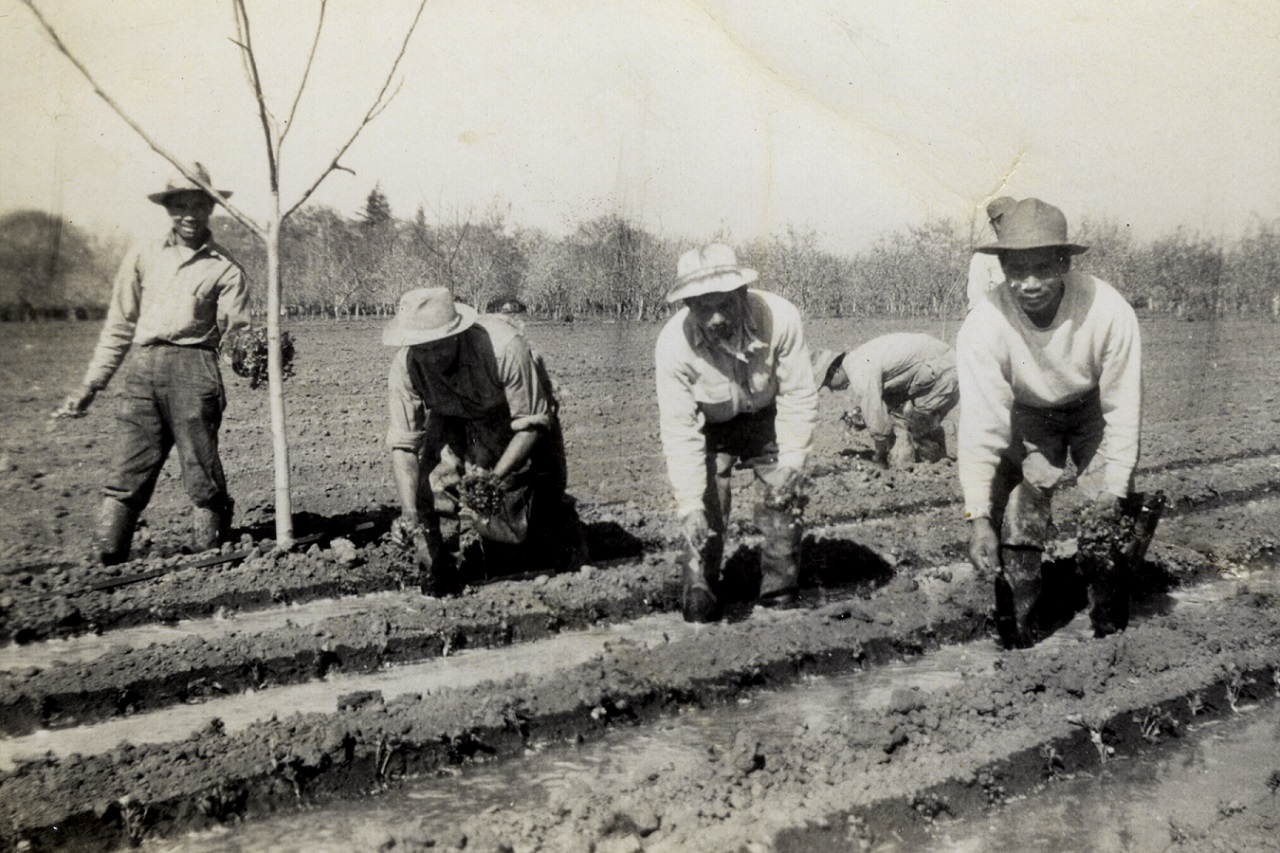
xmin=762 ymin=478 xmax=809 ymax=520
xmin=458 ymin=471 xmax=506 ymax=518
xmin=225 ymin=327 xmax=297 ymax=390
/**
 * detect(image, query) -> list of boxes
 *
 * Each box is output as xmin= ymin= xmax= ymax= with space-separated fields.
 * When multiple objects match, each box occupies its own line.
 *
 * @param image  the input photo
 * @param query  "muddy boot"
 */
xmin=1078 ymin=491 xmax=1166 ymax=638
xmin=416 ymin=523 xmax=459 ymax=597
xmin=994 ymin=546 xmax=1043 ymax=648
xmin=682 ymin=531 xmax=722 ymax=623
xmin=96 ymin=498 xmax=137 ymax=566
xmin=754 ymin=503 xmax=802 ymax=608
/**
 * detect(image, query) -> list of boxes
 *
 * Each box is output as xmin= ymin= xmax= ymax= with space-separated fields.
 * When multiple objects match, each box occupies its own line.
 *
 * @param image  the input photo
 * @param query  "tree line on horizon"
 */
xmin=3 ymin=186 xmax=1279 ymax=322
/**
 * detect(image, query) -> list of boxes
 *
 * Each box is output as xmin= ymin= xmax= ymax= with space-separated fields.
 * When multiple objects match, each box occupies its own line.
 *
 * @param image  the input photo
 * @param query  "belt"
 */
xmin=1016 ymin=388 xmax=1099 ymax=415
xmin=140 ymin=340 xmax=217 ymax=352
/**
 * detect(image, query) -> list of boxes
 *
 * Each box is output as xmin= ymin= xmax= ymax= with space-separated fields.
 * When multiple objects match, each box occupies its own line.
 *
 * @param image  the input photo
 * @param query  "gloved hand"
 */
xmin=389 ymin=515 xmax=424 ymax=550
xmin=968 ymin=517 xmax=1000 ymax=578
xmin=53 ymin=386 xmax=96 ymax=419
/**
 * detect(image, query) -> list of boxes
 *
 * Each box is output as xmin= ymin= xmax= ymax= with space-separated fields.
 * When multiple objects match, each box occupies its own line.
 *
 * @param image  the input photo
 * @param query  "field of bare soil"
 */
xmin=0 ymin=314 xmax=1278 ymax=852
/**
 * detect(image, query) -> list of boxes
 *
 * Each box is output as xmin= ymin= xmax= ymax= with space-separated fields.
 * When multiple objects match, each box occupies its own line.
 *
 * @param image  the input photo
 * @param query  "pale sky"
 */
xmin=2 ymin=0 xmax=1278 ymax=252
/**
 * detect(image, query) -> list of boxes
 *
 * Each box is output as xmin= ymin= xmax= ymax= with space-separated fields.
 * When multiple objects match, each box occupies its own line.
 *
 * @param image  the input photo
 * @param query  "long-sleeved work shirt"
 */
xmin=956 ymin=271 xmax=1142 ymax=519
xmin=386 ymin=315 xmax=556 ymax=469
xmin=655 ymin=288 xmax=817 ymax=518
xmin=82 ymin=230 xmax=250 ymax=391
xmin=842 ymin=333 xmax=955 ymax=440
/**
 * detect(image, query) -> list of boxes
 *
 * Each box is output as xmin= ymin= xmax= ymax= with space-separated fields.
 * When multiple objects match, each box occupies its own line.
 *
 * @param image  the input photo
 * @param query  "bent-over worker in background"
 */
xmin=655 ymin=244 xmax=818 ymax=622
xmin=812 ymin=333 xmax=958 ymax=469
xmin=966 ymin=196 xmax=1016 ymax=312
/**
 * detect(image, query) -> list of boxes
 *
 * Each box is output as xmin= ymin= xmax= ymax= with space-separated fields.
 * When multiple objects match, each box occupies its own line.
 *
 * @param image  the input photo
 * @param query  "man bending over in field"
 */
xmin=656 ymin=244 xmax=818 ymax=622
xmin=54 ymin=164 xmax=249 ymax=563
xmin=966 ymin=196 xmax=1016 ymax=312
xmin=812 ymin=333 xmax=958 ymax=469
xmin=384 ymin=287 xmax=583 ymax=593
xmin=957 ymin=198 xmax=1160 ymax=648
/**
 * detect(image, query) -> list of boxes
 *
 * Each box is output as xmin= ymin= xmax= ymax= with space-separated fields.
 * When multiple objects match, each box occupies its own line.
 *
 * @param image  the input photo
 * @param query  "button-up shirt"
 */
xmin=386 ymin=315 xmax=555 ymax=469
xmin=842 ymin=333 xmax=955 ymax=439
xmin=957 ymin=271 xmax=1142 ymax=519
xmin=655 ymin=289 xmax=817 ymax=517
xmin=83 ymin=230 xmax=250 ymax=390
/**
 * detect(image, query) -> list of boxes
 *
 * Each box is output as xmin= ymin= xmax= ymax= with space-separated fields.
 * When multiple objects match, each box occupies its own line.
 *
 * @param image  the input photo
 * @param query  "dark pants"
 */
xmin=990 ymin=389 xmax=1123 ymax=548
xmin=104 ymin=345 xmax=230 ymax=514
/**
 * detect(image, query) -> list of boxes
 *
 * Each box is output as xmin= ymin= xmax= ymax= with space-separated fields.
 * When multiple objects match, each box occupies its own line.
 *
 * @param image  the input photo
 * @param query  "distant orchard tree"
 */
xmin=0 ymin=210 xmax=115 ymax=318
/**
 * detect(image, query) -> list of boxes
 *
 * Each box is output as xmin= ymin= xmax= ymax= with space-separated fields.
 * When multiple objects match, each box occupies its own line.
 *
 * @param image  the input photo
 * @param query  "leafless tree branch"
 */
xmin=280 ymin=0 xmax=328 ymax=145
xmin=285 ymin=0 xmax=428 ymax=219
xmin=232 ymin=0 xmax=279 ymax=191
xmin=17 ymin=0 xmax=264 ymax=237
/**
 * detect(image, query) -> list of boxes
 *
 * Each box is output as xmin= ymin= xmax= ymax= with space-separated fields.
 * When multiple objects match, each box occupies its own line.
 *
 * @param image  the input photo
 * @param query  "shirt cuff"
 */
xmin=510 ymin=413 xmax=552 ymax=432
xmin=386 ymin=429 xmax=424 ymax=452
xmin=775 ymin=450 xmax=807 ymax=472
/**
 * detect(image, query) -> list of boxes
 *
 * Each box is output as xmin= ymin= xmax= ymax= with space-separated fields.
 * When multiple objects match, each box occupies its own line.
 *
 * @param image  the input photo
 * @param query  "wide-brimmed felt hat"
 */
xmin=665 ymin=243 xmax=758 ymax=304
xmin=382 ymin=287 xmax=478 ymax=346
xmin=147 ymin=162 xmax=232 ymax=205
xmin=811 ymin=349 xmax=846 ymax=388
xmin=976 ymin=198 xmax=1088 ymax=255
xmin=986 ymin=196 xmax=1016 ymax=222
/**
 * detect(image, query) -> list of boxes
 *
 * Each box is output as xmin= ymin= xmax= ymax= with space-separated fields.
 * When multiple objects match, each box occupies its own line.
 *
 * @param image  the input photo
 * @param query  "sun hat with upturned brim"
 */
xmin=811 ymin=349 xmax=846 ymax=389
xmin=665 ymin=243 xmax=758 ymax=304
xmin=147 ymin=162 xmax=233 ymax=205
xmin=976 ymin=198 xmax=1088 ymax=255
xmin=382 ymin=287 xmax=479 ymax=346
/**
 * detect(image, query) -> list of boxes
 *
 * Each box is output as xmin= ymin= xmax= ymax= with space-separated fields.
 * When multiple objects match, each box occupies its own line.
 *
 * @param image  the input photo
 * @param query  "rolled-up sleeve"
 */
xmin=956 ymin=312 xmax=1014 ymax=519
xmin=656 ymin=326 xmax=709 ymax=518
xmin=769 ymin=300 xmax=817 ymax=471
xmin=1098 ymin=307 xmax=1142 ymax=497
xmin=498 ymin=336 xmax=554 ymax=433
xmin=386 ymin=348 xmax=427 ymax=452
xmin=83 ymin=244 xmax=145 ymax=390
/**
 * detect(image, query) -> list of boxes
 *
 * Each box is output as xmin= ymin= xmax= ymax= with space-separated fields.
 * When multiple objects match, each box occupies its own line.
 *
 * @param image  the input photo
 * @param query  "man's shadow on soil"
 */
xmin=715 ymin=536 xmax=896 ymax=622
xmin=1034 ymin=554 xmax=1181 ymax=638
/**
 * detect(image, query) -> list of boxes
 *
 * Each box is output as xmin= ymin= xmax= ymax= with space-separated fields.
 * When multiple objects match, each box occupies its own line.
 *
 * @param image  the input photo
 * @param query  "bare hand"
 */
xmin=53 ymin=387 xmax=96 ymax=419
xmin=968 ymin=517 xmax=1000 ymax=578
xmin=389 ymin=516 xmax=423 ymax=550
xmin=681 ymin=510 xmax=711 ymax=548
xmin=1092 ymin=493 xmax=1122 ymax=519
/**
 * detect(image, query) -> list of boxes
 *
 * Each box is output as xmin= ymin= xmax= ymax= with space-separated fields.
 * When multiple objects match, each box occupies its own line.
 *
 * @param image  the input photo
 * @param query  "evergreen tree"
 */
xmin=361 ymin=184 xmax=393 ymax=227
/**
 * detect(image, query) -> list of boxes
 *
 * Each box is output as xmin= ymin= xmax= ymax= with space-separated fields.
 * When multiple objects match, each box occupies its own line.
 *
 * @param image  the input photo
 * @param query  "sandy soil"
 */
xmin=0 ymin=316 xmax=1278 ymax=851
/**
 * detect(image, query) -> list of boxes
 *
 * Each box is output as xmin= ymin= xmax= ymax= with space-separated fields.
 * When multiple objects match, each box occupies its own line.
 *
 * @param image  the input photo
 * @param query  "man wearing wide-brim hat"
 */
xmin=811 ymin=332 xmax=958 ymax=469
xmin=957 ymin=197 xmax=1158 ymax=648
xmin=54 ymin=162 xmax=249 ymax=564
xmin=655 ymin=243 xmax=818 ymax=621
xmin=384 ymin=286 xmax=582 ymax=591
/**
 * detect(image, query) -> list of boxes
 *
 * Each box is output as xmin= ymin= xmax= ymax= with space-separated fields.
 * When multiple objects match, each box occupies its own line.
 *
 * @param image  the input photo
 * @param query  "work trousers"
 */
xmin=104 ymin=344 xmax=230 ymax=514
xmin=702 ymin=406 xmax=790 ymax=529
xmin=990 ymin=389 xmax=1126 ymax=547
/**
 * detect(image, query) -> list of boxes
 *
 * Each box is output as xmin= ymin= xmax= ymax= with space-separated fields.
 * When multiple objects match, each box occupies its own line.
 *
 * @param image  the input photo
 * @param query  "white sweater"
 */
xmin=956 ymin=272 xmax=1141 ymax=519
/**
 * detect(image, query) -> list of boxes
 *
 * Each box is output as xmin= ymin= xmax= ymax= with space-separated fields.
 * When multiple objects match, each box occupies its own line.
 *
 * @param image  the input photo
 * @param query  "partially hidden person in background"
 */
xmin=812 ymin=333 xmax=958 ymax=469
xmin=956 ymin=197 xmax=1161 ymax=649
xmin=655 ymin=243 xmax=818 ymax=622
xmin=384 ymin=286 xmax=585 ymax=593
xmin=966 ymin=196 xmax=1016 ymax=312
xmin=54 ymin=163 xmax=249 ymax=564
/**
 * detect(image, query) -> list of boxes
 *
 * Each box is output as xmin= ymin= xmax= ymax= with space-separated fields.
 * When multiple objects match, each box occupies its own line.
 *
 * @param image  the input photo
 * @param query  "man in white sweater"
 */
xmin=956 ymin=198 xmax=1142 ymax=648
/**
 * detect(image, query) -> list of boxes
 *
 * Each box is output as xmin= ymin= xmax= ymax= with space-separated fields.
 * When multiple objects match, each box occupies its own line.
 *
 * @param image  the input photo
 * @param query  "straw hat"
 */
xmin=976 ymin=198 xmax=1088 ymax=255
xmin=382 ymin=287 xmax=478 ymax=346
xmin=665 ymin=244 xmax=758 ymax=304
xmin=147 ymin=162 xmax=232 ymax=205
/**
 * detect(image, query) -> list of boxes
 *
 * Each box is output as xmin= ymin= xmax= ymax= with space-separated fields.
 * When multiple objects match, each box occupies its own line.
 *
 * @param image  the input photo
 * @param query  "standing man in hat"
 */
xmin=655 ymin=244 xmax=818 ymax=621
xmin=55 ymin=164 xmax=249 ymax=564
xmin=384 ymin=287 xmax=579 ymax=591
xmin=966 ymin=197 xmax=1016 ymax=312
xmin=811 ymin=333 xmax=959 ymax=469
xmin=957 ymin=198 xmax=1147 ymax=648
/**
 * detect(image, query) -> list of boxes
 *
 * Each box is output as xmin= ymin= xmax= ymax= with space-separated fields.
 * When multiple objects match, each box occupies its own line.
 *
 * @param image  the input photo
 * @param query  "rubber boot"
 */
xmin=96 ymin=498 xmax=137 ymax=566
xmin=417 ymin=521 xmax=459 ymax=597
xmin=994 ymin=546 xmax=1043 ymax=648
xmin=682 ymin=531 xmax=722 ymax=623
xmin=1078 ymin=491 xmax=1166 ymax=638
xmin=755 ymin=503 xmax=801 ymax=608
xmin=191 ymin=508 xmax=223 ymax=554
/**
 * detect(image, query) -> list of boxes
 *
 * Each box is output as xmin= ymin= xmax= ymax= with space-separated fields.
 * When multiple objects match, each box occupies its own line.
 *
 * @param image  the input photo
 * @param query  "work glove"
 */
xmin=388 ymin=516 xmax=425 ymax=550
xmin=53 ymin=387 xmax=96 ymax=419
xmin=967 ymin=517 xmax=1000 ymax=579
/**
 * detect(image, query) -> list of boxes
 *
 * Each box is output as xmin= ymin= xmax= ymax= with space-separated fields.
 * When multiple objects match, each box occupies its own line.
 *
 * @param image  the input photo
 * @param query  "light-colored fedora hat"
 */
xmin=665 ymin=243 xmax=758 ymax=304
xmin=147 ymin=162 xmax=232 ymax=205
xmin=811 ymin=349 xmax=846 ymax=389
xmin=977 ymin=198 xmax=1088 ymax=255
xmin=382 ymin=287 xmax=479 ymax=346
